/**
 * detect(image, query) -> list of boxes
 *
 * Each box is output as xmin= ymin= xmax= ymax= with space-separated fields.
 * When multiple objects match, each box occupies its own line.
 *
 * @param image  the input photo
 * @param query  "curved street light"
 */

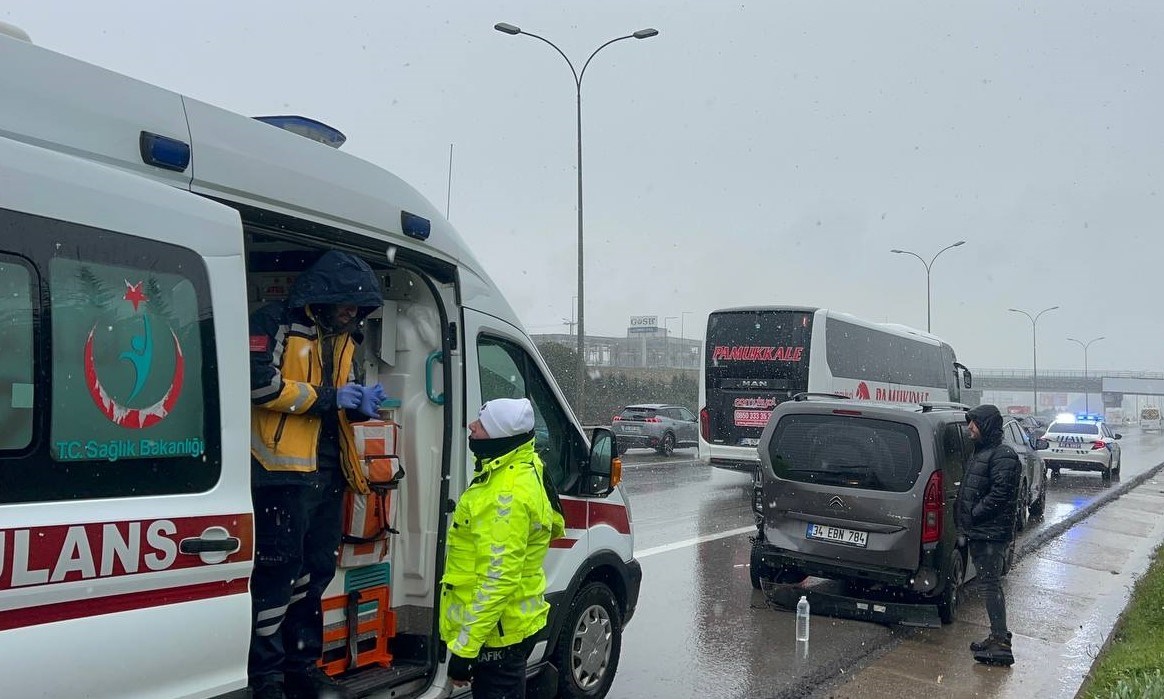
xmin=494 ymin=22 xmax=659 ymax=416
xmin=1067 ymin=336 xmax=1105 ymax=413
xmin=890 ymin=240 xmax=966 ymax=333
xmin=1009 ymin=306 xmax=1060 ymax=413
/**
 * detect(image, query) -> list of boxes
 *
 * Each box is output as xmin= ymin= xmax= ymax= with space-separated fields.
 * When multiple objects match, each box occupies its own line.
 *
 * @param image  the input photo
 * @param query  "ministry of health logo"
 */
xmin=83 ymin=280 xmax=185 ymax=429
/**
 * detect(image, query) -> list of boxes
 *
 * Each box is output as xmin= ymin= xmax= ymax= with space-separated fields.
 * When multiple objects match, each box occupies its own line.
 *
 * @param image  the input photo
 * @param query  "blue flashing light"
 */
xmin=1075 ymin=413 xmax=1103 ymax=423
xmin=401 ymin=211 xmax=431 ymax=241
xmin=139 ymin=131 xmax=191 ymax=172
xmin=252 ymin=115 xmax=347 ymax=148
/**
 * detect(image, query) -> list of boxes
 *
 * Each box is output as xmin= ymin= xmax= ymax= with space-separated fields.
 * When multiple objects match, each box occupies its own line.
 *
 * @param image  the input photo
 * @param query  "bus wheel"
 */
xmin=554 ymin=582 xmax=622 ymax=699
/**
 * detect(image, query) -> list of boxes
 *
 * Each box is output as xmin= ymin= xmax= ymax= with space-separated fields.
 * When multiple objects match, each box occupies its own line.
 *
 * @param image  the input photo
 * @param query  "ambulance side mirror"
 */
xmin=583 ymin=428 xmax=620 ymax=497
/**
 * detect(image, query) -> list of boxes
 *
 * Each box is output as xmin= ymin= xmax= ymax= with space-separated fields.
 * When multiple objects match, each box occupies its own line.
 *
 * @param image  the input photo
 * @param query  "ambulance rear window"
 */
xmin=0 ymin=256 xmax=34 ymax=450
xmin=0 ymin=209 xmax=221 ymax=505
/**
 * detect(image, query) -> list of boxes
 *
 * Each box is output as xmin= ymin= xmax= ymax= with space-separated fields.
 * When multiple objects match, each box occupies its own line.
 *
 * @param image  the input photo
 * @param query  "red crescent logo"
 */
xmin=856 ymin=382 xmax=871 ymax=400
xmin=83 ymin=325 xmax=185 ymax=429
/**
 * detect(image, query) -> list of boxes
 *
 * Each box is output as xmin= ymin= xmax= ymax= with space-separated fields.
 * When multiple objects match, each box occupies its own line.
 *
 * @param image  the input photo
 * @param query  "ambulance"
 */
xmin=0 ymin=23 xmax=640 ymax=699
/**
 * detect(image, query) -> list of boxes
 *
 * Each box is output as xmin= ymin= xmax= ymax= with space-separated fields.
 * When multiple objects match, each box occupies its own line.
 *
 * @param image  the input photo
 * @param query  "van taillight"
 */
xmin=922 ymin=471 xmax=943 ymax=544
xmin=700 ymin=407 xmax=710 ymax=441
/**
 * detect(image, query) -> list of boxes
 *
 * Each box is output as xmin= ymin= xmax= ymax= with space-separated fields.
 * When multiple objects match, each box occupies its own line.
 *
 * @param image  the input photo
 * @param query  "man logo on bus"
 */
xmin=83 ymin=280 xmax=186 ymax=429
xmin=855 ymin=382 xmax=871 ymax=400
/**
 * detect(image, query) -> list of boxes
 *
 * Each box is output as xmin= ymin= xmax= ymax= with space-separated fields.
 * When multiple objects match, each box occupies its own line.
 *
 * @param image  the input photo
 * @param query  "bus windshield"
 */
xmin=704 ymin=310 xmax=814 ymax=446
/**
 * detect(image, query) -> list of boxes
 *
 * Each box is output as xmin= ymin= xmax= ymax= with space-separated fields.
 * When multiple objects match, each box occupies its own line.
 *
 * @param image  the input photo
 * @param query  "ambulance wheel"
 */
xmin=554 ymin=582 xmax=622 ymax=698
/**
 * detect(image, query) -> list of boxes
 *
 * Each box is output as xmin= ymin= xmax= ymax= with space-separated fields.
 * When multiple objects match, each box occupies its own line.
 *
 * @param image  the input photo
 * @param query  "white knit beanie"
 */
xmin=478 ymin=398 xmax=535 ymax=439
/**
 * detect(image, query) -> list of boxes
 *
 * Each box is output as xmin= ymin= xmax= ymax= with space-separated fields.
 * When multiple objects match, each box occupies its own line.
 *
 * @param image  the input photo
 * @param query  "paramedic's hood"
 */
xmin=0 ymin=31 xmax=520 ymax=333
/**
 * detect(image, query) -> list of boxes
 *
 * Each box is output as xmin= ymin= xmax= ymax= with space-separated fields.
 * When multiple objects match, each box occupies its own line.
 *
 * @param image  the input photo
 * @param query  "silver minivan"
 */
xmin=749 ymin=395 xmax=973 ymax=623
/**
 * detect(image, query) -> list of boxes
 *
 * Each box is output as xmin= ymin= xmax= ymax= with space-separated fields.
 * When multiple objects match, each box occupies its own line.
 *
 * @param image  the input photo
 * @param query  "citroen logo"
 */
xmin=828 ymin=495 xmax=847 ymax=509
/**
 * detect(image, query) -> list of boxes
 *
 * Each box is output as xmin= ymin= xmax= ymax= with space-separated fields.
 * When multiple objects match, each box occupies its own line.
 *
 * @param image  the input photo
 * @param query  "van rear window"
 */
xmin=767 ymin=414 xmax=923 ymax=492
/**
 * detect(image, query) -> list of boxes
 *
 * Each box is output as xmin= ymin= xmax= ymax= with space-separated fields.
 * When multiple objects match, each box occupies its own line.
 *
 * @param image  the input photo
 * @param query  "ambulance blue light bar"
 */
xmin=1075 ymin=413 xmax=1103 ymax=423
xmin=252 ymin=115 xmax=347 ymax=148
xmin=139 ymin=131 xmax=191 ymax=172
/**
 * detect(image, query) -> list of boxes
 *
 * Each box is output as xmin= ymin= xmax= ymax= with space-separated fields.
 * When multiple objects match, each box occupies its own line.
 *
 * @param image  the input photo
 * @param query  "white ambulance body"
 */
xmin=0 ymin=27 xmax=640 ymax=699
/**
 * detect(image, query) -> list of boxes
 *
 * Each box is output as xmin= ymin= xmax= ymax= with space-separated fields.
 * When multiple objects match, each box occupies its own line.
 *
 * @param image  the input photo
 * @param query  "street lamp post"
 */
xmin=495 ymin=22 xmax=659 ymax=417
xmin=1067 ymin=336 xmax=1105 ymax=413
xmin=663 ymin=316 xmax=677 ymax=368
xmin=890 ymin=241 xmax=967 ymax=332
xmin=681 ymin=311 xmax=695 ymax=368
xmin=1009 ymin=306 xmax=1060 ymax=413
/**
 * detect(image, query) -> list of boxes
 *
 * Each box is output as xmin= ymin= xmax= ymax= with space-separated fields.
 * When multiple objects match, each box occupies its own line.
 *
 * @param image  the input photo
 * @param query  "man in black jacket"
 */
xmin=955 ymin=404 xmax=1020 ymax=666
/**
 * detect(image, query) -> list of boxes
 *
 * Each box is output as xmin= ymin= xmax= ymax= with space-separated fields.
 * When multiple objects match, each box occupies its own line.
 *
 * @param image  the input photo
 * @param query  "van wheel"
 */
xmin=1015 ymin=481 xmax=1030 ymax=531
xmin=656 ymin=433 xmax=675 ymax=457
xmin=937 ymin=551 xmax=964 ymax=624
xmin=554 ymin=582 xmax=622 ymax=698
xmin=1113 ymin=456 xmax=1122 ymax=476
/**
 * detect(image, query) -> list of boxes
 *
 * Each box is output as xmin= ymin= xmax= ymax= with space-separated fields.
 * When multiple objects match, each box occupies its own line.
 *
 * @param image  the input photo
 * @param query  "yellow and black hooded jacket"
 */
xmin=248 ymin=251 xmax=382 ymax=493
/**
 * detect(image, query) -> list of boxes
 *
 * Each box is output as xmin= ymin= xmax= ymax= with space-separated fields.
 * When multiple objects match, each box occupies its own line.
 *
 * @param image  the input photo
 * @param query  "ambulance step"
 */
xmin=339 ymin=662 xmax=429 ymax=697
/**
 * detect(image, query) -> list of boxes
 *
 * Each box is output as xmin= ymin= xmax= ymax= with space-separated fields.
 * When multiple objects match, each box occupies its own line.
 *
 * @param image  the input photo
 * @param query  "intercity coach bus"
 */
xmin=698 ymin=306 xmax=972 ymax=471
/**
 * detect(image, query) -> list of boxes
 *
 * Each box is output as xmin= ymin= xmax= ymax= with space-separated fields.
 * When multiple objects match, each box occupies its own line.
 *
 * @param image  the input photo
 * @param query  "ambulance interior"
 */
xmin=244 ymin=225 xmax=454 ymax=692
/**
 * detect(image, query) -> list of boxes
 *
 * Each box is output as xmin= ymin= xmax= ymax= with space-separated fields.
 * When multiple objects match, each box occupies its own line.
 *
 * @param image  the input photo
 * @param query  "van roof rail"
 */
xmin=918 ymin=401 xmax=970 ymax=413
xmin=791 ymin=392 xmax=850 ymax=402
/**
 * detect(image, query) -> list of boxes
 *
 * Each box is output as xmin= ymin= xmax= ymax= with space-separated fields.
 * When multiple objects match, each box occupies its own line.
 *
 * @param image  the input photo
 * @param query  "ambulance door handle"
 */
xmin=179 ymin=526 xmax=242 ymax=564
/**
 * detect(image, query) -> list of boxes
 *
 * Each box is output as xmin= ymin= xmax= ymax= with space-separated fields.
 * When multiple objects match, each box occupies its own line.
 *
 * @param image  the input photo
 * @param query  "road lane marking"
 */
xmin=636 ymin=525 xmax=755 ymax=558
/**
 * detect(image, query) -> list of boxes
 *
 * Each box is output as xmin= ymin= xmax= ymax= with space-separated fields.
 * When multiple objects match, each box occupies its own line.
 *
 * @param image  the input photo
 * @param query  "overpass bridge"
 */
xmin=971 ymin=369 xmax=1164 ymax=398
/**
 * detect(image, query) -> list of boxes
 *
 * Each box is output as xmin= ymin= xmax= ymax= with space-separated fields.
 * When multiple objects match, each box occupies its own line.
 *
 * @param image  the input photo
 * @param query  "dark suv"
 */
xmin=749 ymin=396 xmax=975 ymax=624
xmin=612 ymin=404 xmax=699 ymax=456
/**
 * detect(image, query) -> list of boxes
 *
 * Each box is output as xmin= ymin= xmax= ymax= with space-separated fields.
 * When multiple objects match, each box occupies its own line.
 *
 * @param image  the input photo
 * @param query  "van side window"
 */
xmin=0 ymin=211 xmax=220 ymax=505
xmin=941 ymin=423 xmax=965 ymax=482
xmin=477 ymin=335 xmax=584 ymax=492
xmin=0 ymin=255 xmax=35 ymax=450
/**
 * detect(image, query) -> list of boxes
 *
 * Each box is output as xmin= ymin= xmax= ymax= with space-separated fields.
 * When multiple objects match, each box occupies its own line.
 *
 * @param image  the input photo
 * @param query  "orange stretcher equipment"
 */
xmin=341 ymin=420 xmax=405 ymax=568
xmin=319 ymin=584 xmax=396 ymax=674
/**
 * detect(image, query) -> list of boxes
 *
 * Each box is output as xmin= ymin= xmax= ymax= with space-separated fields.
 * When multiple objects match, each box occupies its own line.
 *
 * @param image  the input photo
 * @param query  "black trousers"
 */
xmin=470 ymin=641 xmax=530 ymax=699
xmin=969 ymin=539 xmax=1009 ymax=636
xmin=248 ymin=469 xmax=346 ymax=687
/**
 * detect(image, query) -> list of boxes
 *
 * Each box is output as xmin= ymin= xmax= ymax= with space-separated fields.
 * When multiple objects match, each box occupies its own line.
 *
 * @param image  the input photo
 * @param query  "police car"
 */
xmin=1038 ymin=414 xmax=1123 ymax=482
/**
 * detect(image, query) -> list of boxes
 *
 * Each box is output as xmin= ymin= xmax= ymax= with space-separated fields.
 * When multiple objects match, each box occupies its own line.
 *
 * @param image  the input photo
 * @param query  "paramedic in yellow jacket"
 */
xmin=442 ymin=398 xmax=566 ymax=698
xmin=248 ymin=250 xmax=384 ymax=699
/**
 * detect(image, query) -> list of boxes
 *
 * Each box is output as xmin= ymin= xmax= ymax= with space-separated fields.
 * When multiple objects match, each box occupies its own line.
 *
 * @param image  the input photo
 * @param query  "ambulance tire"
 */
xmin=553 ymin=582 xmax=623 ymax=699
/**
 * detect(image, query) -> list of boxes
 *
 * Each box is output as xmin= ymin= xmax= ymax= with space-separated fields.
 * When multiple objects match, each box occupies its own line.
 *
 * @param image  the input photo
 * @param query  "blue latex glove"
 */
xmin=357 ymin=383 xmax=387 ymax=419
xmin=337 ymin=383 xmax=363 ymax=410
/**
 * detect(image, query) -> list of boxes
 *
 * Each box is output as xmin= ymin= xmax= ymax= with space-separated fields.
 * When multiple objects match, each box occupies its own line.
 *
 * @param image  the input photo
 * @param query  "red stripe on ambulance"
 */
xmin=0 ymin=578 xmax=250 ymax=632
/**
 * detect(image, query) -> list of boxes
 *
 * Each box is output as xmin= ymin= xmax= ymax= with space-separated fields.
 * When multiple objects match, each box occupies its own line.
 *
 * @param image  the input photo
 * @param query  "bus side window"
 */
xmin=0 ymin=254 xmax=36 ymax=451
xmin=477 ymin=335 xmax=584 ymax=493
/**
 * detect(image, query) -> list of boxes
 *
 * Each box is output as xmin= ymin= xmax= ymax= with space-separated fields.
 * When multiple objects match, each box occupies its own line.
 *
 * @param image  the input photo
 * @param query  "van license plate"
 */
xmin=806 ymin=523 xmax=868 ymax=548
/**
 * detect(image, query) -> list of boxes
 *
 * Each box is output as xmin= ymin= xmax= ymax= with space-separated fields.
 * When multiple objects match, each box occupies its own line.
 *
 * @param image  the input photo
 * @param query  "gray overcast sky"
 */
xmin=6 ymin=1 xmax=1164 ymax=372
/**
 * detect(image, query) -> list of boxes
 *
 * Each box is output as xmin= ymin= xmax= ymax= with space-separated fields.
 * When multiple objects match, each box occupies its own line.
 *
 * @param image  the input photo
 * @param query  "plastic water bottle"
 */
xmin=795 ymin=595 xmax=810 ymax=642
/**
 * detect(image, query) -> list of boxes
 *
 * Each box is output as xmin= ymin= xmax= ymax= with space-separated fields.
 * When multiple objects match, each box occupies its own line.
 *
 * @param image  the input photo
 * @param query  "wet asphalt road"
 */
xmin=607 ymin=428 xmax=1164 ymax=699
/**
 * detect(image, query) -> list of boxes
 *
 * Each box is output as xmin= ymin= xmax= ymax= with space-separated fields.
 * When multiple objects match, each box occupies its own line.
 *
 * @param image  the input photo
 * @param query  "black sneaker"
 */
xmin=250 ymin=681 xmax=286 ymax=699
xmin=284 ymin=667 xmax=354 ymax=699
xmin=972 ymin=633 xmax=1015 ymax=666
